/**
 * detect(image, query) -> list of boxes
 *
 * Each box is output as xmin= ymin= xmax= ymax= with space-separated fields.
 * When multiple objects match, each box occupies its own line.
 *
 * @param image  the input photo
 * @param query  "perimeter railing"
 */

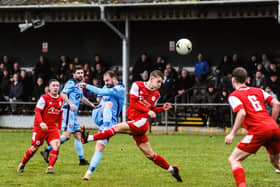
xmin=0 ymin=101 xmax=233 ymax=132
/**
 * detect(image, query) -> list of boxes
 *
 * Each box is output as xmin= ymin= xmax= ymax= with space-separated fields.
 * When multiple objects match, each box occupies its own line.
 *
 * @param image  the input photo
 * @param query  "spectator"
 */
xmin=214 ymin=55 xmax=232 ymax=88
xmin=132 ymin=52 xmax=153 ymax=82
xmin=20 ymin=70 xmax=33 ymax=101
xmin=93 ymin=63 xmax=105 ymax=86
xmin=56 ymin=55 xmax=68 ymax=75
xmin=267 ymin=63 xmax=280 ymax=77
xmin=153 ymin=56 xmax=166 ymax=72
xmin=232 ymin=53 xmax=243 ymax=69
xmin=140 ymin=70 xmax=149 ymax=81
xmin=220 ymin=73 xmax=234 ymax=93
xmin=73 ymin=56 xmax=82 ymax=68
xmin=255 ymin=63 xmax=267 ymax=76
xmin=9 ymin=73 xmax=23 ymax=113
xmin=159 ymin=68 xmax=176 ymax=103
xmin=245 ymin=55 xmax=258 ymax=77
xmin=194 ymin=53 xmax=209 ymax=81
xmin=0 ymin=69 xmax=10 ymax=100
xmin=251 ymin=71 xmax=266 ymax=89
xmin=176 ymin=70 xmax=194 ymax=103
xmin=204 ymin=84 xmax=220 ymax=103
xmin=2 ymin=55 xmax=12 ymax=72
xmin=0 ymin=63 xmax=5 ymax=75
xmin=83 ymin=63 xmax=92 ymax=83
xmin=64 ymin=63 xmax=74 ymax=81
xmin=204 ymin=84 xmax=221 ymax=126
xmin=261 ymin=53 xmax=271 ymax=71
xmin=264 ymin=85 xmax=278 ymax=115
xmin=93 ymin=55 xmax=109 ymax=71
xmin=218 ymin=89 xmax=231 ymax=128
xmin=165 ymin=63 xmax=178 ymax=81
xmin=246 ymin=75 xmax=252 ymax=86
xmin=34 ymin=56 xmax=51 ymax=81
xmin=266 ymin=73 xmax=280 ymax=99
xmin=31 ymin=77 xmax=45 ymax=101
xmin=217 ymin=55 xmax=233 ymax=77
xmin=219 ymin=89 xmax=229 ymax=103
xmin=11 ymin=62 xmax=21 ymax=76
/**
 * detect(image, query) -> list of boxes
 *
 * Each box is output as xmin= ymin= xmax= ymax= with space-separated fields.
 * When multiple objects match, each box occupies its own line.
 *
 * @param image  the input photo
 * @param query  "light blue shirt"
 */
xmin=62 ymin=78 xmax=83 ymax=111
xmin=86 ymin=83 xmax=125 ymax=121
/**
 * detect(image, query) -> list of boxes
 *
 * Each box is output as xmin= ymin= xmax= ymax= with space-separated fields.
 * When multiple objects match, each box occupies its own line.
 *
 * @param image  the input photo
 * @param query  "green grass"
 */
xmin=0 ymin=131 xmax=280 ymax=187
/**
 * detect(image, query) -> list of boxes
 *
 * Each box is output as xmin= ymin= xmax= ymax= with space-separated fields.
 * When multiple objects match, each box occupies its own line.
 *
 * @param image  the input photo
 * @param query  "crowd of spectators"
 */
xmin=0 ymin=52 xmax=279 ymax=126
xmin=0 ymin=55 xmax=110 ymax=111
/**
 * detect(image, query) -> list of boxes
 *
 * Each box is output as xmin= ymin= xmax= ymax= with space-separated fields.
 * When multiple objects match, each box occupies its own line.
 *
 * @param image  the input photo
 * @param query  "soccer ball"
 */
xmin=176 ymin=38 xmax=192 ymax=55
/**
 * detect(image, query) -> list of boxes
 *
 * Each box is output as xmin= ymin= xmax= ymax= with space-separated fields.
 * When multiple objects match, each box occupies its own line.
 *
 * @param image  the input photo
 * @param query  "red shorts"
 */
xmin=127 ymin=118 xmax=149 ymax=146
xmin=237 ymin=128 xmax=280 ymax=154
xmin=31 ymin=126 xmax=60 ymax=147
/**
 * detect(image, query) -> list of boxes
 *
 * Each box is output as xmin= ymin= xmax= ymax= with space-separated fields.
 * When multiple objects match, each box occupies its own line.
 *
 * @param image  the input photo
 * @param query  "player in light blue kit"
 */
xmin=40 ymin=66 xmax=95 ymax=165
xmin=80 ymin=70 xmax=125 ymax=180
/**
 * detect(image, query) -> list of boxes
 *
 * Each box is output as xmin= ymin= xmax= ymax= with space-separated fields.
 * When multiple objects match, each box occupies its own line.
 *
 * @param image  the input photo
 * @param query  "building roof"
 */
xmin=0 ymin=0 xmax=276 ymax=6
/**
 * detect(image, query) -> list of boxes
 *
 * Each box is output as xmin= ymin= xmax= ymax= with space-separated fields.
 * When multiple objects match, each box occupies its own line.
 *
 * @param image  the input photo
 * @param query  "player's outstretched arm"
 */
xmin=225 ymin=109 xmax=246 ymax=144
xmin=152 ymin=102 xmax=172 ymax=113
xmin=270 ymin=98 xmax=280 ymax=121
xmin=81 ymin=96 xmax=95 ymax=108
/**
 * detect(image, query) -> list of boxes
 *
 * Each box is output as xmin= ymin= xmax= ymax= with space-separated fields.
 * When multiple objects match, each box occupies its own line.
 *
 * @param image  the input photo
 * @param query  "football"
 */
xmin=176 ymin=38 xmax=192 ymax=55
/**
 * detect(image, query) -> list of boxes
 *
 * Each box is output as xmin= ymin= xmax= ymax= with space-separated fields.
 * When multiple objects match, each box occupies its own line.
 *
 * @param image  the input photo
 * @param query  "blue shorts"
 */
xmin=92 ymin=107 xmax=117 ymax=145
xmin=62 ymin=108 xmax=80 ymax=133
xmin=92 ymin=107 xmax=118 ymax=130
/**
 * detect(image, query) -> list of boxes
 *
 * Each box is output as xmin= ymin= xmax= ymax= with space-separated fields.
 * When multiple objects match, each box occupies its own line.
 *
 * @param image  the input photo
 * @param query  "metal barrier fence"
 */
xmin=0 ymin=101 xmax=233 ymax=131
xmin=153 ymin=103 xmax=233 ymax=132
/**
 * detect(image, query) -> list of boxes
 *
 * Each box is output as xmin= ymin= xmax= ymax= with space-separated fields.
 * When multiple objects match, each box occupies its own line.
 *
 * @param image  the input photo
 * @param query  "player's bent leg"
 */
xmin=85 ymin=122 xmax=131 ymax=143
xmin=83 ymin=141 xmax=106 ymax=180
xmin=103 ymin=102 xmax=113 ymax=127
xmin=18 ymin=146 xmax=39 ymax=173
xmin=138 ymin=142 xmax=182 ymax=182
xmin=74 ymin=132 xmax=89 ymax=165
xmin=228 ymin=148 xmax=251 ymax=187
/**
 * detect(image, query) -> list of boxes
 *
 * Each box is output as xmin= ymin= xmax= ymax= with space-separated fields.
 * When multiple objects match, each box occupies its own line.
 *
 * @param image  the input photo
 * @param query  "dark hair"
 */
xmin=104 ymin=70 xmax=117 ymax=79
xmin=232 ymin=67 xmax=247 ymax=83
xmin=49 ymin=79 xmax=59 ymax=85
xmin=150 ymin=70 xmax=164 ymax=80
xmin=73 ymin=66 xmax=83 ymax=73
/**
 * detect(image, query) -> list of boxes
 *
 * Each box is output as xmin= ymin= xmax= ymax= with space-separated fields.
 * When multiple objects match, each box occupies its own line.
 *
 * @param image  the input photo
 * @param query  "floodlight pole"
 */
xmin=100 ymin=6 xmax=130 ymax=122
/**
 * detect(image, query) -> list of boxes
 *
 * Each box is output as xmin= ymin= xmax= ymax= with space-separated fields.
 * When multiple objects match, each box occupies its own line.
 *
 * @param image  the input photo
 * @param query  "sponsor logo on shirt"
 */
xmin=48 ymin=107 xmax=61 ymax=115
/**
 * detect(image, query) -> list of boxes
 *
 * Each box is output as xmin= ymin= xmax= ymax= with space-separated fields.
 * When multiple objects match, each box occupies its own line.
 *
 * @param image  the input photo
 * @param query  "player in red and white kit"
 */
xmin=17 ymin=79 xmax=63 ymax=174
xmin=81 ymin=70 xmax=182 ymax=182
xmin=225 ymin=67 xmax=280 ymax=187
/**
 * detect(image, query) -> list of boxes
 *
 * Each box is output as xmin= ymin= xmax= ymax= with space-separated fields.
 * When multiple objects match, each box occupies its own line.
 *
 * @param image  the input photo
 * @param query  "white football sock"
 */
xmin=168 ymin=166 xmax=174 ymax=173
xmin=88 ymin=135 xmax=94 ymax=142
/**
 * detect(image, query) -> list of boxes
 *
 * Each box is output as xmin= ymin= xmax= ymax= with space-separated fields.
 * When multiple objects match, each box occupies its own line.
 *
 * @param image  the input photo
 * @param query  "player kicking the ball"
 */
xmin=80 ymin=70 xmax=125 ymax=180
xmin=225 ymin=67 xmax=280 ymax=187
xmin=81 ymin=70 xmax=182 ymax=182
xmin=17 ymin=79 xmax=63 ymax=174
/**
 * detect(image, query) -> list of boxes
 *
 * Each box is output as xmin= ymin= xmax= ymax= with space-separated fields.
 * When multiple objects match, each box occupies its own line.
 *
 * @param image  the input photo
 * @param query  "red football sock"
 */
xmin=152 ymin=153 xmax=170 ymax=170
xmin=21 ymin=149 xmax=35 ymax=166
xmin=232 ymin=167 xmax=246 ymax=187
xmin=93 ymin=128 xmax=116 ymax=140
xmin=48 ymin=150 xmax=58 ymax=168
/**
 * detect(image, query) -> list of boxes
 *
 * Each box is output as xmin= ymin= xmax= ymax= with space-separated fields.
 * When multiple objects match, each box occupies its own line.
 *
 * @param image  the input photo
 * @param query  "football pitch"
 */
xmin=1 ymin=130 xmax=280 ymax=187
